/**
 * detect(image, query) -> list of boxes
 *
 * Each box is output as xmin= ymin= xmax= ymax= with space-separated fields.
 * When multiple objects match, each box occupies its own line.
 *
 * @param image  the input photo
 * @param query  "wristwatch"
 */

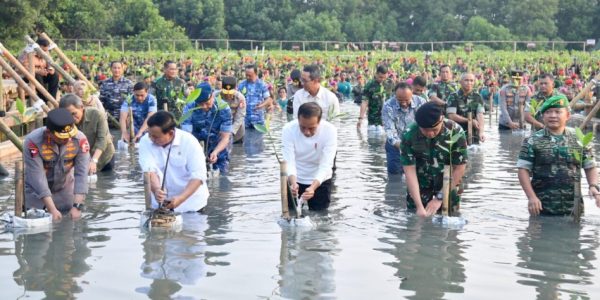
xmin=436 ymin=191 xmax=444 ymax=200
xmin=73 ymin=203 xmax=85 ymax=211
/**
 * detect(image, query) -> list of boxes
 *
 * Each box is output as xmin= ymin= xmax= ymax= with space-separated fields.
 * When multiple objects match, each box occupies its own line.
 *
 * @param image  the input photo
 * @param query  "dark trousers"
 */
xmin=34 ymin=73 xmax=59 ymax=103
xmin=288 ymin=179 xmax=332 ymax=211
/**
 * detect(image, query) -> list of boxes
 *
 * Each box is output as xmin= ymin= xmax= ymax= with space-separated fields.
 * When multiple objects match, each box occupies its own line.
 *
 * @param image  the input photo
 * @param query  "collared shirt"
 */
xmin=498 ymin=84 xmax=530 ymax=126
xmin=99 ymin=76 xmax=134 ymax=120
xmin=181 ymin=99 xmax=232 ymax=154
xmin=24 ymin=127 xmax=90 ymax=211
xmin=282 ymin=120 xmax=337 ymax=185
xmin=213 ymin=90 xmax=246 ymax=135
xmin=292 ymin=87 xmax=341 ymax=121
xmin=79 ymin=107 xmax=114 ymax=170
xmin=363 ymin=79 xmax=389 ymax=125
xmin=238 ymin=78 xmax=270 ymax=126
xmin=120 ymin=94 xmax=158 ymax=134
xmin=382 ymin=95 xmax=427 ymax=146
xmin=138 ymin=129 xmax=209 ymax=212
xmin=428 ymin=81 xmax=459 ymax=101
xmin=151 ymin=76 xmax=187 ymax=118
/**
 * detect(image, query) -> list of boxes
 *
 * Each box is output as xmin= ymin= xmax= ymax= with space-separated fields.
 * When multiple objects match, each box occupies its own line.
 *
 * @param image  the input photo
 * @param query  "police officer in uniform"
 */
xmin=498 ymin=70 xmax=531 ymax=130
xmin=215 ymin=76 xmax=246 ymax=143
xmin=24 ymin=108 xmax=91 ymax=220
xmin=182 ymin=82 xmax=233 ymax=174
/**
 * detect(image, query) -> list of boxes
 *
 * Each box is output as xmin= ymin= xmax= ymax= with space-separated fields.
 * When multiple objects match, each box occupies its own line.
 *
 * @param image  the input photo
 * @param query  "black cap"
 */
xmin=222 ymin=76 xmax=237 ymax=90
xmin=290 ymin=69 xmax=301 ymax=81
xmin=415 ymin=102 xmax=443 ymax=128
xmin=47 ymin=108 xmax=77 ymax=139
xmin=510 ymin=70 xmax=524 ymax=77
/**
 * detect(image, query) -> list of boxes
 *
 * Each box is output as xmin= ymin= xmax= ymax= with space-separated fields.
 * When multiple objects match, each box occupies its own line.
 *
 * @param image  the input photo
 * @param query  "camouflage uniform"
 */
xmin=151 ymin=76 xmax=187 ymax=118
xmin=517 ymin=127 xmax=595 ymax=215
xmin=99 ymin=77 xmax=134 ymax=121
xmin=400 ymin=120 xmax=468 ymax=212
xmin=428 ymin=81 xmax=459 ymax=104
xmin=24 ymin=128 xmax=90 ymax=212
xmin=525 ymin=90 xmax=562 ymax=124
xmin=446 ymin=90 xmax=485 ymax=144
xmin=363 ymin=79 xmax=389 ymax=126
xmin=181 ymin=98 xmax=233 ymax=174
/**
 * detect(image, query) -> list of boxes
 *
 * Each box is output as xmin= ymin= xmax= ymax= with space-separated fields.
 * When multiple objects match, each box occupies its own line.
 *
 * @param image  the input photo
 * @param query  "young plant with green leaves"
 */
xmin=436 ymin=127 xmax=464 ymax=216
xmin=175 ymin=88 xmax=201 ymax=126
xmin=572 ymin=127 xmax=594 ymax=222
xmin=253 ymin=115 xmax=281 ymax=163
xmin=528 ymin=99 xmax=543 ymax=118
xmin=10 ymin=98 xmax=38 ymax=136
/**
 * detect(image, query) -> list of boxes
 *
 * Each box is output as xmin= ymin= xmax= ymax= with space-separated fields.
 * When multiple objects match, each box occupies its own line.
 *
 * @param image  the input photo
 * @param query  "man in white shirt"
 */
xmin=292 ymin=64 xmax=341 ymax=121
xmin=283 ymin=102 xmax=338 ymax=211
xmin=138 ymin=111 xmax=209 ymax=213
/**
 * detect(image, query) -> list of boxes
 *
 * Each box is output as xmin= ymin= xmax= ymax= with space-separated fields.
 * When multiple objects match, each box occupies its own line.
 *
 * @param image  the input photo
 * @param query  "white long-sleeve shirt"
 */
xmin=138 ymin=128 xmax=209 ymax=212
xmin=292 ymin=87 xmax=341 ymax=121
xmin=282 ymin=119 xmax=338 ymax=185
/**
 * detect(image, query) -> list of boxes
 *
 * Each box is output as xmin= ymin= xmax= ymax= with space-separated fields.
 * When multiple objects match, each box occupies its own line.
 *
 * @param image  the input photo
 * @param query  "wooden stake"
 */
xmin=15 ymin=160 xmax=24 ymax=217
xmin=0 ymin=44 xmax=59 ymax=108
xmin=0 ymin=65 xmax=4 ymax=117
xmin=441 ymin=165 xmax=451 ymax=217
xmin=280 ymin=160 xmax=290 ymax=220
xmin=39 ymin=33 xmax=96 ymax=91
xmin=143 ymin=172 xmax=152 ymax=210
xmin=128 ymin=106 xmax=135 ymax=148
xmin=518 ymin=95 xmax=525 ymax=130
xmin=579 ymin=99 xmax=600 ymax=129
xmin=163 ymin=103 xmax=168 ymax=112
xmin=569 ymin=73 xmax=600 ymax=109
xmin=27 ymin=52 xmax=35 ymax=100
xmin=488 ymin=93 xmax=493 ymax=125
xmin=467 ymin=112 xmax=473 ymax=145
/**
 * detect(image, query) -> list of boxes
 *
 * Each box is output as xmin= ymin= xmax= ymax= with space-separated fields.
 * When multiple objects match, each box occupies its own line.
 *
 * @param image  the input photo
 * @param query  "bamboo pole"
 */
xmin=441 ymin=165 xmax=451 ymax=217
xmin=0 ymin=56 xmax=50 ymax=114
xmin=488 ymin=92 xmax=493 ymax=125
xmin=467 ymin=112 xmax=473 ymax=145
xmin=0 ymin=118 xmax=23 ymax=151
xmin=27 ymin=53 xmax=35 ymax=103
xmin=24 ymin=35 xmax=77 ymax=85
xmin=0 ymin=163 xmax=7 ymax=176
xmin=39 ymin=33 xmax=96 ymax=91
xmin=0 ymin=65 xmax=4 ymax=117
xmin=143 ymin=172 xmax=152 ymax=210
xmin=0 ymin=43 xmax=59 ymax=108
xmin=280 ymin=160 xmax=290 ymax=220
xmin=569 ymin=73 xmax=600 ymax=109
xmin=128 ymin=106 xmax=135 ymax=148
xmin=15 ymin=160 xmax=24 ymax=217
xmin=163 ymin=103 xmax=168 ymax=111
xmin=579 ymin=99 xmax=600 ymax=129
xmin=518 ymin=95 xmax=525 ymax=130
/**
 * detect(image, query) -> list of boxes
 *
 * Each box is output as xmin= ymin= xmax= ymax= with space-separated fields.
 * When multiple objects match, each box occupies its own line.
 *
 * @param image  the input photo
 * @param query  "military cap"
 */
xmin=539 ymin=95 xmax=569 ymax=114
xmin=415 ymin=102 xmax=443 ymax=128
xmin=47 ymin=108 xmax=78 ymax=139
xmin=221 ymin=76 xmax=237 ymax=95
xmin=510 ymin=70 xmax=524 ymax=77
xmin=194 ymin=82 xmax=214 ymax=104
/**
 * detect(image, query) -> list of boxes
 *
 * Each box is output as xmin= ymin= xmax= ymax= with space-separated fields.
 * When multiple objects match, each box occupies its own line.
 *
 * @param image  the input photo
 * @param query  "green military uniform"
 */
xmin=428 ymin=81 xmax=459 ymax=103
xmin=400 ymin=119 xmax=468 ymax=213
xmin=446 ymin=90 xmax=485 ymax=144
xmin=517 ymin=127 xmax=594 ymax=215
xmin=151 ymin=76 xmax=187 ymax=118
xmin=363 ymin=79 xmax=389 ymax=126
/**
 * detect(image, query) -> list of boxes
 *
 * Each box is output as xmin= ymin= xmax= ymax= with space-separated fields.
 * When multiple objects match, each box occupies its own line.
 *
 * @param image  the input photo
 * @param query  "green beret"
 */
xmin=539 ymin=95 xmax=569 ymax=114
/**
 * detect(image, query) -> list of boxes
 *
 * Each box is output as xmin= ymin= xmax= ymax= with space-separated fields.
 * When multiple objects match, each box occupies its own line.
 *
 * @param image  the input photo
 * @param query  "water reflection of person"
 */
xmin=516 ymin=218 xmax=599 ymax=299
xmin=137 ymin=214 xmax=209 ymax=299
xmin=12 ymin=219 xmax=92 ymax=298
xmin=380 ymin=217 xmax=466 ymax=299
xmin=277 ymin=226 xmax=337 ymax=298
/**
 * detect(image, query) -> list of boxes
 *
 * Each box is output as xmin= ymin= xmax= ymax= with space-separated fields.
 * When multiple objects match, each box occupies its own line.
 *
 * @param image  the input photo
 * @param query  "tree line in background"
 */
xmin=1 ymin=0 xmax=599 ymax=50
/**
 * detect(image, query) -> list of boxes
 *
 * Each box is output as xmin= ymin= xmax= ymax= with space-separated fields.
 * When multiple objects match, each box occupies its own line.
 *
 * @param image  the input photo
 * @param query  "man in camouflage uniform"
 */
xmin=151 ymin=60 xmax=187 ymax=118
xmin=498 ymin=70 xmax=531 ymax=130
xmin=358 ymin=65 xmax=389 ymax=131
xmin=24 ymin=108 xmax=90 ymax=221
xmin=214 ymin=76 xmax=246 ymax=143
xmin=411 ymin=76 xmax=430 ymax=101
xmin=518 ymin=95 xmax=600 ymax=216
xmin=99 ymin=61 xmax=133 ymax=122
xmin=447 ymin=73 xmax=486 ymax=144
xmin=428 ymin=64 xmax=459 ymax=107
xmin=525 ymin=73 xmax=563 ymax=130
xmin=182 ymin=82 xmax=233 ymax=174
xmin=401 ymin=102 xmax=468 ymax=217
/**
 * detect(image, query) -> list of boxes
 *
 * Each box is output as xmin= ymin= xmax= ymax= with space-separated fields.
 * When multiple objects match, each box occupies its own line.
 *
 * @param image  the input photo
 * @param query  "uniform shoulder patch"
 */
xmin=79 ymin=137 xmax=90 ymax=153
xmin=28 ymin=141 xmax=39 ymax=157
